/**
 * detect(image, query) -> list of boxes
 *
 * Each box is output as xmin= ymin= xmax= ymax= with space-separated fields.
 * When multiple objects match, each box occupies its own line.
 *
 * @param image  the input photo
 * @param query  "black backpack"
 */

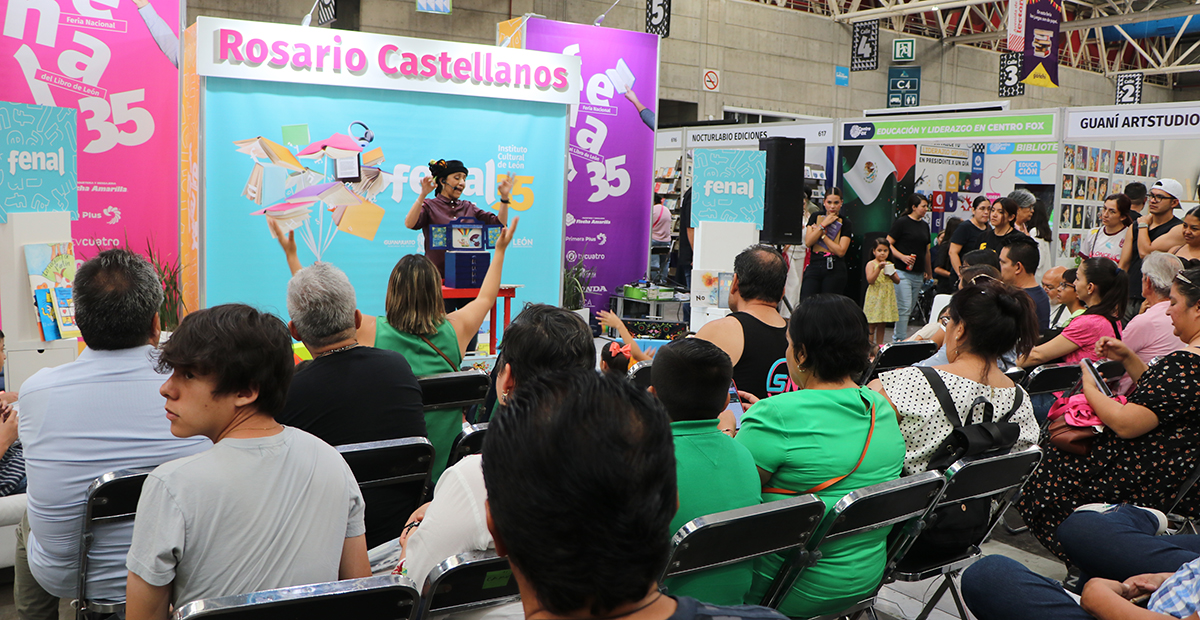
xmin=919 ymin=367 xmax=1023 ymax=471
xmin=903 ymin=368 xmax=1026 ymax=561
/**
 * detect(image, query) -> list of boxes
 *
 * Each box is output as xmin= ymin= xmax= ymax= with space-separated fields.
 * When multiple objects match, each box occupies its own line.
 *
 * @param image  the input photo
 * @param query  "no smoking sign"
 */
xmin=703 ymin=69 xmax=720 ymax=92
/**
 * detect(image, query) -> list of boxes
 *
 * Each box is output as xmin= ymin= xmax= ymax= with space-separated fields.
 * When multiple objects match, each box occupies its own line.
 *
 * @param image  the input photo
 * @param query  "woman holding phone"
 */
xmin=1016 ymin=265 xmax=1200 ymax=562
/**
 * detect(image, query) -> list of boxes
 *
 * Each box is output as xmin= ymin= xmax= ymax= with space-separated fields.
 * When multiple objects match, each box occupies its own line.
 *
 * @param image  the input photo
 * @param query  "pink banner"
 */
xmin=1 ymin=0 xmax=180 ymax=262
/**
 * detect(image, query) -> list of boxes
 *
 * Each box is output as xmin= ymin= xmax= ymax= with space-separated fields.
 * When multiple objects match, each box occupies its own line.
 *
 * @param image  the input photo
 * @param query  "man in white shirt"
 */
xmin=126 ymin=304 xmax=369 ymax=619
xmin=16 ymin=250 xmax=209 ymax=620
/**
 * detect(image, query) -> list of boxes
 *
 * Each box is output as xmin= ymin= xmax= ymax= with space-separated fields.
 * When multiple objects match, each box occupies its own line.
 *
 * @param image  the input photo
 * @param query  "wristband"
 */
xmin=500 ymin=198 xmax=510 ymax=204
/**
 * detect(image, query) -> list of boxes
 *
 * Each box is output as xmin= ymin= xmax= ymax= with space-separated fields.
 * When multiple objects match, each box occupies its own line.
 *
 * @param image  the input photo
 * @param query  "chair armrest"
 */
xmin=0 ymin=493 xmax=28 ymax=527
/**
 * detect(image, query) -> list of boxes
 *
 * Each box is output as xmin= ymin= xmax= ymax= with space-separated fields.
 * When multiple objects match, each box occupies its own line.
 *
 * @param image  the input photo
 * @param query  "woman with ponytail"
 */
xmin=870 ymin=278 xmax=1040 ymax=476
xmin=1019 ymin=257 xmax=1128 ymax=368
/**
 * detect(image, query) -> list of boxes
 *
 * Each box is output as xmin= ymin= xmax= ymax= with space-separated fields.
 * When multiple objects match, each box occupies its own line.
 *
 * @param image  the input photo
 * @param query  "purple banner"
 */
xmin=1021 ymin=0 xmax=1061 ymax=88
xmin=524 ymin=19 xmax=659 ymax=311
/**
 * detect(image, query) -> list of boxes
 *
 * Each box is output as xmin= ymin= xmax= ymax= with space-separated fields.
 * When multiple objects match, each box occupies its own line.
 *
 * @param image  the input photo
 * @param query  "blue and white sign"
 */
xmin=1015 ymin=160 xmax=1041 ymax=183
xmin=835 ymin=66 xmax=850 ymax=87
xmin=691 ymin=149 xmax=765 ymax=228
xmin=0 ymin=102 xmax=77 ymax=224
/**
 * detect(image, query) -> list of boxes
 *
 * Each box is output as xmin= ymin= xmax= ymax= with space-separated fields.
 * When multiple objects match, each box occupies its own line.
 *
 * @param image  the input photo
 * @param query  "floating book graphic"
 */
xmin=242 ymin=162 xmax=266 ymax=204
xmin=233 ymin=137 xmax=305 ymax=172
xmin=605 ymin=59 xmax=636 ymax=94
xmin=298 ymin=133 xmax=364 ymax=161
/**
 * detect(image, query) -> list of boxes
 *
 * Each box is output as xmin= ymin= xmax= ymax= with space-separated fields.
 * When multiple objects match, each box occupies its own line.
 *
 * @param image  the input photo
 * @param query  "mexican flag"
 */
xmin=840 ymin=144 xmax=916 ymax=235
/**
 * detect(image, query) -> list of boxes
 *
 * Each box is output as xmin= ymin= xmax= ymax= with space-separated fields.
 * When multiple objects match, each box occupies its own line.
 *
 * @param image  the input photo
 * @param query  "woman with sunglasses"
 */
xmin=1017 ymin=265 xmax=1200 ymax=562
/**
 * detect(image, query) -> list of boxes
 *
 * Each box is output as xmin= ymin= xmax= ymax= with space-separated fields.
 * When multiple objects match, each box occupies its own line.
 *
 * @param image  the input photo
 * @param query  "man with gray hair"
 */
xmin=16 ymin=249 xmax=209 ymax=619
xmin=1115 ymin=251 xmax=1187 ymax=394
xmin=277 ymin=261 xmax=425 ymax=549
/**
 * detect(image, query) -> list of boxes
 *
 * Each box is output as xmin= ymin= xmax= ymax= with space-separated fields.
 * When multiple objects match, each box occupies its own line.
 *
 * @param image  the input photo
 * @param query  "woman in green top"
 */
xmin=272 ymin=218 xmax=518 ymax=484
xmin=736 ymin=294 xmax=905 ymax=618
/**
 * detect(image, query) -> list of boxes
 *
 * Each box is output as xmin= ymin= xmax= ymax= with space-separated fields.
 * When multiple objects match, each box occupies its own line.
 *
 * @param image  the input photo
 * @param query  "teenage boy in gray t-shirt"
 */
xmin=125 ymin=304 xmax=369 ymax=619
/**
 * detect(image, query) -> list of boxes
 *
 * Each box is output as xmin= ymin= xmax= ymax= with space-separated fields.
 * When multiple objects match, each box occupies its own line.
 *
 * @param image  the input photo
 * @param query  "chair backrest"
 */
xmin=1164 ymin=458 xmax=1200 ymax=516
xmin=173 ymin=575 xmax=420 ymax=620
xmin=419 ymin=551 xmax=521 ymax=619
xmin=759 ymin=471 xmax=946 ymax=609
xmin=661 ymin=495 xmax=825 ymax=584
xmin=1003 ymin=367 xmax=1026 ymax=385
xmin=860 ymin=341 xmax=939 ymax=384
xmin=337 ymin=437 xmax=434 ymax=496
xmin=890 ymin=448 xmax=1043 ymax=577
xmin=447 ymin=424 xmax=488 ymax=470
xmin=78 ymin=468 xmax=154 ymax=612
xmin=417 ymin=369 xmax=491 ymax=411
xmin=1022 ymin=362 xmax=1082 ymax=395
xmin=628 ymin=360 xmax=653 ymax=391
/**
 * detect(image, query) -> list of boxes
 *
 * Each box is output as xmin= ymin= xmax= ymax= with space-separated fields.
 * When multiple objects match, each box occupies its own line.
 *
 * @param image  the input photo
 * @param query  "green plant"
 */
xmin=123 ymin=235 xmax=186 ymax=331
xmin=562 ymin=257 xmax=596 ymax=311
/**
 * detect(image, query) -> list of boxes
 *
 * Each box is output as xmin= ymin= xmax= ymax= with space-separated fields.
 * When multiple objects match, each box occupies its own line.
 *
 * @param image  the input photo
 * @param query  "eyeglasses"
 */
xmin=938 ymin=315 xmax=951 ymax=327
xmin=1149 ymin=193 xmax=1174 ymax=202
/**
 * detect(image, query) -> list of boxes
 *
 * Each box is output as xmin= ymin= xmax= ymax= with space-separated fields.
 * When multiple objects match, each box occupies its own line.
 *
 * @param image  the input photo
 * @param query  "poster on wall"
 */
xmin=691 ymin=149 xmax=765 ymax=228
xmin=202 ymin=78 xmax=569 ymax=325
xmin=0 ymin=101 xmax=77 ymax=223
xmin=646 ymin=0 xmax=670 ymax=37
xmin=0 ymin=0 xmax=180 ymax=263
xmin=1021 ymin=0 xmax=1062 ymax=88
xmin=999 ymin=52 xmax=1025 ymax=98
xmin=1115 ymin=73 xmax=1143 ymax=105
xmin=514 ymin=18 xmax=660 ymax=311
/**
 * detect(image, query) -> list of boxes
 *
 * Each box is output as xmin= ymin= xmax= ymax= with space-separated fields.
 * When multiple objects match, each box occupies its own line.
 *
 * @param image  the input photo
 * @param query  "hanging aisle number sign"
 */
xmin=646 ymin=0 xmax=671 ymax=37
xmin=851 ymin=21 xmax=879 ymax=72
xmin=1115 ymin=73 xmax=1143 ymax=105
xmin=999 ymin=52 xmax=1025 ymax=97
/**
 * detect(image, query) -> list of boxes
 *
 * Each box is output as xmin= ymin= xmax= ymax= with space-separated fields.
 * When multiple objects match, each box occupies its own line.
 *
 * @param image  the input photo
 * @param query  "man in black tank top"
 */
xmin=695 ymin=246 xmax=790 ymax=400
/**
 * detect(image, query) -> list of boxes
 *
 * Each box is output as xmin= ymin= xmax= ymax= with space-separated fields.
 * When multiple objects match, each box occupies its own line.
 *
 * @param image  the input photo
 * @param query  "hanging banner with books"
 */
xmin=1021 ymin=0 xmax=1062 ymax=88
xmin=0 ymin=0 xmax=181 ymax=263
xmin=500 ymin=18 xmax=660 ymax=311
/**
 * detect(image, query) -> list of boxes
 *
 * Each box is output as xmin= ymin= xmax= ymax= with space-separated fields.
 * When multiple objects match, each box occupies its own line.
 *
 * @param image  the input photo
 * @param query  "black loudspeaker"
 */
xmin=759 ymin=137 xmax=807 ymax=245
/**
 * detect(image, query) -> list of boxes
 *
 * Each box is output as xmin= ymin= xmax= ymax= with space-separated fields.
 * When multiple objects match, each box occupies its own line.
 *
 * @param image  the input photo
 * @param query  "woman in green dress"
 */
xmin=736 ymin=294 xmax=905 ymax=618
xmin=273 ymin=218 xmax=518 ymax=484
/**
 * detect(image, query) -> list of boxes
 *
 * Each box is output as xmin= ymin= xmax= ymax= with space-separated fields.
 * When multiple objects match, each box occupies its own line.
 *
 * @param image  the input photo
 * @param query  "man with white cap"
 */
xmin=1138 ymin=178 xmax=1186 ymax=256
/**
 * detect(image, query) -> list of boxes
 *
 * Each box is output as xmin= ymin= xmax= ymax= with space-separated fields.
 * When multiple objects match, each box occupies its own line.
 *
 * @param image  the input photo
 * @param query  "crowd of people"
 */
xmin=5 ymin=176 xmax=1200 ymax=620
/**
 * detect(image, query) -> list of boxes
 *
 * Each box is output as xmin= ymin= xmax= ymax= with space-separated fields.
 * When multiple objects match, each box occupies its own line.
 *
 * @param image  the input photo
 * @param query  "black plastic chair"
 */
xmin=859 ymin=341 xmax=939 ymax=385
xmin=76 ymin=468 xmax=154 ymax=619
xmin=338 ymin=438 xmax=434 ymax=544
xmin=1022 ymin=362 xmax=1082 ymax=395
xmin=628 ymin=360 xmax=653 ymax=391
xmin=758 ymin=471 xmax=947 ymax=617
xmin=1003 ymin=367 xmax=1026 ymax=385
xmin=173 ymin=575 xmax=420 ymax=620
xmin=889 ymin=448 xmax=1044 ymax=620
xmin=661 ymin=495 xmax=826 ymax=589
xmin=446 ymin=424 xmax=487 ymax=470
xmin=418 ymin=551 xmax=521 ymax=620
xmin=417 ymin=369 xmax=490 ymax=411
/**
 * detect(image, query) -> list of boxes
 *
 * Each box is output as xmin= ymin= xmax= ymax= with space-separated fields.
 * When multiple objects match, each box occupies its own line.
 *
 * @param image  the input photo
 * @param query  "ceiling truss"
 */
xmin=766 ymin=0 xmax=1200 ymax=85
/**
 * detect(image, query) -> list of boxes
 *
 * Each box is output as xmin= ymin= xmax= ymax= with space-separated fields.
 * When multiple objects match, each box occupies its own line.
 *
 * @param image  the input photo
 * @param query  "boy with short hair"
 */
xmin=125 ymin=304 xmax=369 ymax=620
xmin=650 ymin=338 xmax=762 ymax=605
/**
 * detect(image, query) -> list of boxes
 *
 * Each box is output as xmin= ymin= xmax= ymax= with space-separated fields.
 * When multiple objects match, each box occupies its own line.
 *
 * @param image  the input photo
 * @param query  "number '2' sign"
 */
xmin=646 ymin=0 xmax=671 ymax=37
xmin=1116 ymin=73 xmax=1143 ymax=105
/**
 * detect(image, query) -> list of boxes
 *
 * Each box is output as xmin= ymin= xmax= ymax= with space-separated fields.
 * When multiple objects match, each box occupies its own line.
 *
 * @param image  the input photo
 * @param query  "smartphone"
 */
xmin=723 ymin=382 xmax=745 ymax=429
xmin=1082 ymin=359 xmax=1113 ymax=398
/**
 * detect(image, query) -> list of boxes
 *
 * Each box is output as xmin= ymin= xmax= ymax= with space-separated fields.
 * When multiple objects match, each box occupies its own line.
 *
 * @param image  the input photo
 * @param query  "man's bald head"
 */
xmin=1042 ymin=266 xmax=1066 ymax=304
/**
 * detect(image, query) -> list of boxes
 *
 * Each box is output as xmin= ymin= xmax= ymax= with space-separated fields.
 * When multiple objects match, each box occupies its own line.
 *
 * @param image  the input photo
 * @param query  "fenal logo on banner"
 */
xmin=195 ymin=17 xmax=581 ymax=104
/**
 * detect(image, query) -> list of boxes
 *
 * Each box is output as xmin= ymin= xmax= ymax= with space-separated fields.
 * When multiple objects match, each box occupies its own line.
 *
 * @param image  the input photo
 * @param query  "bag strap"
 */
xmin=998 ymin=387 xmax=1024 ymax=423
xmin=764 ymin=393 xmax=875 ymax=496
xmin=918 ymin=367 xmax=964 ymax=428
xmin=1105 ymin=315 xmax=1123 ymax=340
xmin=420 ymin=333 xmax=459 ymax=373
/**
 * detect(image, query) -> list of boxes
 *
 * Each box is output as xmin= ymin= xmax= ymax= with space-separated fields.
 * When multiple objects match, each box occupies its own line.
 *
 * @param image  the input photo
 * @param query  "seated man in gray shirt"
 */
xmin=125 ymin=304 xmax=369 ymax=619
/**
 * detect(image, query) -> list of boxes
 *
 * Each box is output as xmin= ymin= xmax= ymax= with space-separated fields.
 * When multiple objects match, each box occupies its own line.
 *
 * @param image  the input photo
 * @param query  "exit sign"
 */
xmin=893 ymin=38 xmax=916 ymax=62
